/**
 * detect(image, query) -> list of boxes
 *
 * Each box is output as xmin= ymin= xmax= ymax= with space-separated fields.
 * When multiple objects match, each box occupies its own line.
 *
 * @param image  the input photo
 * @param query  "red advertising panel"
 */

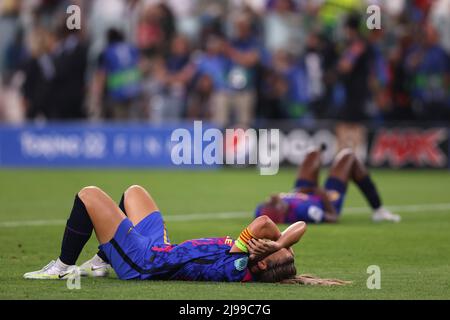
xmin=370 ymin=128 xmax=448 ymax=168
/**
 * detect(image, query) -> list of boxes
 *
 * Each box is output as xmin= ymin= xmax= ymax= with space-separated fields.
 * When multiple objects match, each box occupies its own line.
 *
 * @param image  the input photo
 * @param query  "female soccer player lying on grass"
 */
xmin=255 ymin=148 xmax=401 ymax=224
xmin=24 ymin=185 xmax=348 ymax=285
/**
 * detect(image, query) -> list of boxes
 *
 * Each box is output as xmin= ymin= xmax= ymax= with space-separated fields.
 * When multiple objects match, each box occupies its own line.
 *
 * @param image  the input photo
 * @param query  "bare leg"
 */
xmin=329 ymin=148 xmax=371 ymax=185
xmin=328 ymin=149 xmax=395 ymax=220
xmin=296 ymin=149 xmax=321 ymax=193
xmin=78 ymin=186 xmax=126 ymax=244
xmin=328 ymin=148 xmax=357 ymax=184
xmin=121 ymin=185 xmax=159 ymax=225
xmin=24 ymin=187 xmax=134 ymax=279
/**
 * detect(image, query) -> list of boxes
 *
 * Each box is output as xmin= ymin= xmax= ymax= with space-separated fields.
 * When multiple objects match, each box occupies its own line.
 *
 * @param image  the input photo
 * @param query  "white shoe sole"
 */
xmin=372 ymin=216 xmax=401 ymax=223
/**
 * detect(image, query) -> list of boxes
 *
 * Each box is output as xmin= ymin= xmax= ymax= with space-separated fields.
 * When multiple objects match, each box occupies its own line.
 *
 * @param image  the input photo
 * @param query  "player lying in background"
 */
xmin=255 ymin=148 xmax=401 ymax=224
xmin=24 ymin=185 xmax=348 ymax=285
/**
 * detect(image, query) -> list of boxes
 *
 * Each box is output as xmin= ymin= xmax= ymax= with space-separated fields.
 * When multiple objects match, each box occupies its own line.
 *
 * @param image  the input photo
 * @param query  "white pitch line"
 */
xmin=345 ymin=203 xmax=450 ymax=214
xmin=0 ymin=203 xmax=449 ymax=228
xmin=0 ymin=219 xmax=67 ymax=228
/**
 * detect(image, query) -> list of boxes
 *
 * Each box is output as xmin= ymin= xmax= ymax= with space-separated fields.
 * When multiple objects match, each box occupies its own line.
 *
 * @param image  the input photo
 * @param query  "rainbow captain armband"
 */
xmin=235 ymin=228 xmax=255 ymax=253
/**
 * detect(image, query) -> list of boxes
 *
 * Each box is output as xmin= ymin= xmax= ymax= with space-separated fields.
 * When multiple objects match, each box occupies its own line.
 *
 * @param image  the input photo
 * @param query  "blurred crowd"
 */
xmin=0 ymin=0 xmax=449 ymax=127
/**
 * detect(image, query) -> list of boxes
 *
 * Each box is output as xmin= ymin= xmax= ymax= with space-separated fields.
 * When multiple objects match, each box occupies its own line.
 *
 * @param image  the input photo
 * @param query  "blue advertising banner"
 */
xmin=0 ymin=122 xmax=217 ymax=168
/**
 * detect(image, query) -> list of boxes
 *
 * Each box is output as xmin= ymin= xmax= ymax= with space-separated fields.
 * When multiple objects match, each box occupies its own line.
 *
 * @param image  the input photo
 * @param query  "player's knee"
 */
xmin=125 ymin=184 xmax=146 ymax=195
xmin=306 ymin=148 xmax=321 ymax=159
xmin=303 ymin=147 xmax=321 ymax=162
xmin=335 ymin=148 xmax=355 ymax=163
xmin=78 ymin=186 xmax=103 ymax=204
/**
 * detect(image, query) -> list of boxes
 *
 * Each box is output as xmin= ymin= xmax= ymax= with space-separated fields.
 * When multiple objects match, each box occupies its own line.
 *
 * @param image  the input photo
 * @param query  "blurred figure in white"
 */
xmin=264 ymin=0 xmax=305 ymax=56
xmin=430 ymin=0 xmax=450 ymax=54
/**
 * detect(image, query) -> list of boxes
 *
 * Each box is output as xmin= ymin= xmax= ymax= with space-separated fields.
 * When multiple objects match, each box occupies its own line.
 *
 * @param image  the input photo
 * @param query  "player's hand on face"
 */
xmin=248 ymin=238 xmax=282 ymax=261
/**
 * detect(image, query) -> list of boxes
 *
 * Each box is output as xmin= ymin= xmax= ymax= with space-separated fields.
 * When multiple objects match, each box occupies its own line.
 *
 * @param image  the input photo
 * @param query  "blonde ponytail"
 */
xmin=280 ymin=274 xmax=352 ymax=286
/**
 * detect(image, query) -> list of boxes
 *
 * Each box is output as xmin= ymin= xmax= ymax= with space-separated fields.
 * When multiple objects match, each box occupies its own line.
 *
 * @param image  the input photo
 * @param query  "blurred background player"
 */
xmin=255 ymin=147 xmax=401 ymax=224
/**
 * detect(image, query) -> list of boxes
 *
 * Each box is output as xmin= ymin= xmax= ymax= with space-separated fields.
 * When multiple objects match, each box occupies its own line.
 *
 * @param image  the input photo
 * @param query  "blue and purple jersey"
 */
xmin=101 ymin=214 xmax=255 ymax=282
xmin=255 ymin=177 xmax=347 ymax=224
xmin=280 ymin=192 xmax=326 ymax=223
xmin=141 ymin=236 xmax=253 ymax=282
xmin=256 ymin=192 xmax=326 ymax=224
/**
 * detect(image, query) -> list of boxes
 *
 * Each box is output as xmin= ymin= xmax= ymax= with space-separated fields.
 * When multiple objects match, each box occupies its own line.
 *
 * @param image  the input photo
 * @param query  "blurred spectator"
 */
xmin=194 ymin=34 xmax=230 ymax=126
xmin=266 ymin=49 xmax=310 ymax=120
xmin=335 ymin=13 xmax=371 ymax=162
xmin=337 ymin=13 xmax=371 ymax=122
xmin=137 ymin=2 xmax=175 ymax=58
xmin=20 ymin=19 xmax=88 ymax=121
xmin=197 ymin=1 xmax=227 ymax=49
xmin=0 ymin=0 xmax=449 ymax=126
xmin=92 ymin=28 xmax=142 ymax=120
xmin=404 ymin=23 xmax=450 ymax=121
xmin=221 ymin=13 xmax=261 ymax=127
xmin=0 ymin=0 xmax=22 ymax=75
xmin=21 ymin=27 xmax=50 ymax=120
xmin=264 ymin=0 xmax=305 ymax=56
xmin=366 ymin=28 xmax=390 ymax=122
xmin=165 ymin=0 xmax=200 ymax=41
xmin=302 ymin=31 xmax=338 ymax=119
xmin=316 ymin=0 xmax=363 ymax=38
xmin=149 ymin=34 xmax=195 ymax=123
xmin=429 ymin=0 xmax=450 ymax=54
xmin=123 ymin=0 xmax=141 ymax=44
xmin=48 ymin=25 xmax=88 ymax=120
xmin=136 ymin=4 xmax=164 ymax=58
xmin=88 ymin=0 xmax=128 ymax=65
xmin=0 ymin=0 xmax=23 ymax=123
xmin=187 ymin=73 xmax=214 ymax=119
xmin=386 ymin=18 xmax=415 ymax=121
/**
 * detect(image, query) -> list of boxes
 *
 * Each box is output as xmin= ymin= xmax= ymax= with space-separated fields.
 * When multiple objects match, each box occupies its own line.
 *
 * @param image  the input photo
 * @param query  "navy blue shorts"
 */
xmin=99 ymin=212 xmax=170 ymax=280
xmin=294 ymin=177 xmax=347 ymax=214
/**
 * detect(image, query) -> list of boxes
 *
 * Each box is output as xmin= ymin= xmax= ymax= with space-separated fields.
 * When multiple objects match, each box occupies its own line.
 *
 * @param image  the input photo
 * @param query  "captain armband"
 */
xmin=235 ymin=228 xmax=256 ymax=253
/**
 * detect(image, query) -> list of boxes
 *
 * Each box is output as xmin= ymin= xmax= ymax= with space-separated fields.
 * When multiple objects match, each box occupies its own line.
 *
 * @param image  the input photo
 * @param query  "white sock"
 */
xmin=55 ymin=258 xmax=71 ymax=271
xmin=92 ymin=254 xmax=106 ymax=265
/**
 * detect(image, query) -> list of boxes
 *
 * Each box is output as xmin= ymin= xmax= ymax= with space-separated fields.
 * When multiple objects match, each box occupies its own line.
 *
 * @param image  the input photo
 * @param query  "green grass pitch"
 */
xmin=0 ymin=168 xmax=449 ymax=300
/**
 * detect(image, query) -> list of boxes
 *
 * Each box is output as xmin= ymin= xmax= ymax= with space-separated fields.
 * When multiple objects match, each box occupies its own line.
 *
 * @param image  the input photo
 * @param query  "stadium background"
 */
xmin=0 ymin=0 xmax=449 ymax=299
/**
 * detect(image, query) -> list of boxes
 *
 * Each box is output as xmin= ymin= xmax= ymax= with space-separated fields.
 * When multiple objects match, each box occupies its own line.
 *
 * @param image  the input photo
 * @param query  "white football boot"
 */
xmin=372 ymin=207 xmax=401 ymax=223
xmin=79 ymin=254 xmax=111 ymax=277
xmin=24 ymin=259 xmax=78 ymax=280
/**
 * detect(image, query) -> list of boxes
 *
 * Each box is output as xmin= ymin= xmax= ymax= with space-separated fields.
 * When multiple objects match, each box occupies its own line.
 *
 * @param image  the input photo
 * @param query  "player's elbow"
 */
xmin=255 ymin=215 xmax=273 ymax=229
xmin=252 ymin=215 xmax=280 ymax=239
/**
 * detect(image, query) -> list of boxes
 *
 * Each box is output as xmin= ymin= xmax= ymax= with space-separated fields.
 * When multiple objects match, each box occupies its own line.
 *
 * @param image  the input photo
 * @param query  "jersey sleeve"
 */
xmin=202 ymin=254 xmax=250 ymax=282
